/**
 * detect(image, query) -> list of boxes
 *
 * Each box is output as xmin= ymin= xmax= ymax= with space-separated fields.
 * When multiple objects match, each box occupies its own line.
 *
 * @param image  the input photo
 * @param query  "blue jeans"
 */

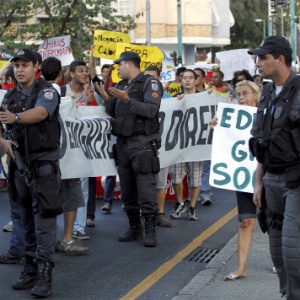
xmin=104 ymin=176 xmax=115 ymax=204
xmin=200 ymin=160 xmax=211 ymax=198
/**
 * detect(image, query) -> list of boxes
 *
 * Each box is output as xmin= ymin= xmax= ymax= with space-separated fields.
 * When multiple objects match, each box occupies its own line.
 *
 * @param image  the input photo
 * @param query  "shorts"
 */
xmin=170 ymin=161 xmax=203 ymax=187
xmin=155 ymin=167 xmax=169 ymax=189
xmin=236 ymin=191 xmax=257 ymax=221
xmin=60 ymin=178 xmax=85 ymax=212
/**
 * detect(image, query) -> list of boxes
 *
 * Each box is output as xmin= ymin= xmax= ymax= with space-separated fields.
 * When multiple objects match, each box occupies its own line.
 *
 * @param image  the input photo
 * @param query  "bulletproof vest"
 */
xmin=250 ymin=76 xmax=300 ymax=170
xmin=3 ymin=79 xmax=60 ymax=161
xmin=111 ymin=74 xmax=161 ymax=137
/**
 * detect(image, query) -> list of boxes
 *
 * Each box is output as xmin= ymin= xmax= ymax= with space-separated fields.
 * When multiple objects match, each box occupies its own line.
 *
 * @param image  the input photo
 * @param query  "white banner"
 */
xmin=38 ymin=35 xmax=74 ymax=66
xmin=59 ymin=93 xmax=226 ymax=178
xmin=210 ymin=102 xmax=257 ymax=193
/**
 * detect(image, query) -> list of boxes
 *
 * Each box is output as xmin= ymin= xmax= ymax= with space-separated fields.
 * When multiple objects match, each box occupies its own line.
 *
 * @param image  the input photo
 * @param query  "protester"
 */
xmin=144 ymin=65 xmax=172 ymax=227
xmin=41 ymin=57 xmax=88 ymax=254
xmin=250 ymin=35 xmax=300 ymax=299
xmin=210 ymin=80 xmax=260 ymax=281
xmin=170 ymin=69 xmax=203 ymax=221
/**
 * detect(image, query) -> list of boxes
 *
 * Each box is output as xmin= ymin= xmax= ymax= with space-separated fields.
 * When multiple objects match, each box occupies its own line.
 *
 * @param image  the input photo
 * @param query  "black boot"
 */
xmin=144 ymin=214 xmax=157 ymax=247
xmin=30 ymin=260 xmax=52 ymax=298
xmin=12 ymin=258 xmax=37 ymax=290
xmin=118 ymin=211 xmax=143 ymax=242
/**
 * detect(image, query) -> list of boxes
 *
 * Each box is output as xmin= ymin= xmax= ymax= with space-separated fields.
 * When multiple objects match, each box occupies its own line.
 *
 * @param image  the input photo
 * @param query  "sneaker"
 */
xmin=170 ymin=202 xmax=187 ymax=219
xmin=86 ymin=218 xmax=95 ymax=227
xmin=56 ymin=239 xmax=88 ymax=254
xmin=101 ymin=202 xmax=112 ymax=212
xmin=200 ymin=195 xmax=212 ymax=206
xmin=0 ymin=253 xmax=25 ymax=264
xmin=72 ymin=230 xmax=90 ymax=240
xmin=188 ymin=207 xmax=198 ymax=220
xmin=3 ymin=221 xmax=13 ymax=232
xmin=156 ymin=213 xmax=172 ymax=227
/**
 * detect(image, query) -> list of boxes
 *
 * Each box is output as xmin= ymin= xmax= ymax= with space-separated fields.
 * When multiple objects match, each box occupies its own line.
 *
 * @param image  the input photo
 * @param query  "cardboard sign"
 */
xmin=210 ymin=102 xmax=257 ymax=193
xmin=112 ymin=43 xmax=164 ymax=82
xmin=93 ymin=30 xmax=130 ymax=60
xmin=0 ymin=60 xmax=9 ymax=69
xmin=161 ymin=51 xmax=175 ymax=82
xmin=165 ymin=82 xmax=182 ymax=97
xmin=38 ymin=35 xmax=74 ymax=66
xmin=215 ymin=49 xmax=256 ymax=81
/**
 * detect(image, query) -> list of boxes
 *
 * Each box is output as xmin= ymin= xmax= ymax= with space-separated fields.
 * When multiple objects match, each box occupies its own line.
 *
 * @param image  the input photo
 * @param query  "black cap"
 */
xmin=113 ymin=51 xmax=141 ymax=64
xmin=10 ymin=49 xmax=37 ymax=64
xmin=32 ymin=50 xmax=43 ymax=64
xmin=248 ymin=35 xmax=292 ymax=57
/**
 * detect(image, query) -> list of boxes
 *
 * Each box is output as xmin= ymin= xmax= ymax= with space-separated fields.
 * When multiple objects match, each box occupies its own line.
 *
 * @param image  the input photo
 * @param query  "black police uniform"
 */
xmin=250 ymin=71 xmax=300 ymax=299
xmin=3 ymin=79 xmax=61 ymax=295
xmin=105 ymin=72 xmax=162 ymax=247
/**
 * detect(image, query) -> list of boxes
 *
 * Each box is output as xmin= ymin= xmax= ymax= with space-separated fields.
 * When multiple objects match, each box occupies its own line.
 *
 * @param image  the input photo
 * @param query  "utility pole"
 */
xmin=146 ymin=0 xmax=151 ymax=45
xmin=268 ymin=0 xmax=274 ymax=36
xmin=177 ymin=0 xmax=183 ymax=65
xmin=290 ymin=0 xmax=296 ymax=61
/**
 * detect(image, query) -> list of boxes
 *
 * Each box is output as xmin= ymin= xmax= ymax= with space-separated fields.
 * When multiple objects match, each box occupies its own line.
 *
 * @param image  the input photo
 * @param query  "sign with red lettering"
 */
xmin=38 ymin=35 xmax=74 ymax=66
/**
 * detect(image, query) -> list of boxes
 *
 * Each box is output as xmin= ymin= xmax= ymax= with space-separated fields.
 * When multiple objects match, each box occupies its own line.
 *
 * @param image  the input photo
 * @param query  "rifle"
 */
xmin=2 ymin=127 xmax=31 ymax=187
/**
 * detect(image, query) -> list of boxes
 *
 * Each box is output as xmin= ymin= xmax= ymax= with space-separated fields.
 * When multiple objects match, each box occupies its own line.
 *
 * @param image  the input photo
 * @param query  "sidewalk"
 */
xmin=172 ymin=226 xmax=281 ymax=300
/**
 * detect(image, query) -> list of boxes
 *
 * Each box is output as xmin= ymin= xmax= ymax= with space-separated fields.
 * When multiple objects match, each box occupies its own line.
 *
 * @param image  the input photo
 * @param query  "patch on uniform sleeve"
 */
xmin=151 ymin=82 xmax=159 ymax=91
xmin=44 ymin=92 xmax=54 ymax=100
xmin=152 ymin=92 xmax=159 ymax=98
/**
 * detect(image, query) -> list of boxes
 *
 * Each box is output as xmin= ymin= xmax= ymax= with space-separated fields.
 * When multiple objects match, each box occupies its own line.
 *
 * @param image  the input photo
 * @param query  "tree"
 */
xmin=0 ymin=0 xmax=139 ymax=59
xmin=227 ymin=0 xmax=268 ymax=50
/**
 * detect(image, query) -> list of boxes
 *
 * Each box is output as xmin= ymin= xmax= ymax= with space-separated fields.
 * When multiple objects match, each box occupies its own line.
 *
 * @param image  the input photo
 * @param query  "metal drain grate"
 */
xmin=184 ymin=247 xmax=220 ymax=263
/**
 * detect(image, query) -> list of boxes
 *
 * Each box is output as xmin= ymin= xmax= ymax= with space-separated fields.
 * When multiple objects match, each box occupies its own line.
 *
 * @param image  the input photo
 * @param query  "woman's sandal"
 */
xmin=224 ymin=272 xmax=245 ymax=281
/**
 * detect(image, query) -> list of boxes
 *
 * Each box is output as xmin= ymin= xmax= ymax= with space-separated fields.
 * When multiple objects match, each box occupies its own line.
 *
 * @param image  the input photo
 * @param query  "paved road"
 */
xmin=0 ymin=187 xmax=239 ymax=300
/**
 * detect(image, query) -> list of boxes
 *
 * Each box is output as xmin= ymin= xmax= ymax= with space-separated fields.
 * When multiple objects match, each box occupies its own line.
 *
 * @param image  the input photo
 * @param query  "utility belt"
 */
xmin=29 ymin=160 xmax=59 ymax=177
xmin=111 ymin=118 xmax=158 ymax=137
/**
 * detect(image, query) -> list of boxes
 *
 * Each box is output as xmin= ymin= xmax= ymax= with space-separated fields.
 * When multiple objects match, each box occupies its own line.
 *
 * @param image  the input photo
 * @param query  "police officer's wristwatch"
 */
xmin=125 ymin=97 xmax=131 ymax=104
xmin=15 ymin=114 xmax=21 ymax=123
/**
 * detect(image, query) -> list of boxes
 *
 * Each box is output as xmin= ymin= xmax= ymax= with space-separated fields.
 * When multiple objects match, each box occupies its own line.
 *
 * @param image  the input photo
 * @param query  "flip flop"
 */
xmin=224 ymin=272 xmax=244 ymax=281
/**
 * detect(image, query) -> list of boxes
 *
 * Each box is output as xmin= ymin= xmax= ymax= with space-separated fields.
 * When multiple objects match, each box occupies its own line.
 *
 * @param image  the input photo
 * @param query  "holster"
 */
xmin=256 ymin=188 xmax=268 ymax=234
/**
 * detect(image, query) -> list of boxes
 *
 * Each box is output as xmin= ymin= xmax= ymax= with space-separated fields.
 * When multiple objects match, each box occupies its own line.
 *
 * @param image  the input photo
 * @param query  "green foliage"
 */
xmin=227 ymin=0 xmax=268 ymax=50
xmin=0 ymin=0 xmax=137 ymax=59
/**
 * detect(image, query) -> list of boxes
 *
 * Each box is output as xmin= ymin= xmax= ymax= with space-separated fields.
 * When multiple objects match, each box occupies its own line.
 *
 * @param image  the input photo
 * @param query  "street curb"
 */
xmin=172 ymin=229 xmax=239 ymax=300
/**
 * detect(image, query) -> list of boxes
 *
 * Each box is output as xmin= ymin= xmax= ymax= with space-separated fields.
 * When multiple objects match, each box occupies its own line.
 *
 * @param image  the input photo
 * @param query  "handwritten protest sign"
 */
xmin=210 ymin=102 xmax=257 ymax=193
xmin=160 ymin=51 xmax=175 ymax=82
xmin=38 ymin=35 xmax=74 ymax=66
xmin=215 ymin=49 xmax=256 ymax=81
xmin=93 ymin=30 xmax=130 ymax=60
xmin=112 ymin=43 xmax=164 ymax=82
xmin=0 ymin=60 xmax=8 ymax=69
xmin=165 ymin=82 xmax=182 ymax=97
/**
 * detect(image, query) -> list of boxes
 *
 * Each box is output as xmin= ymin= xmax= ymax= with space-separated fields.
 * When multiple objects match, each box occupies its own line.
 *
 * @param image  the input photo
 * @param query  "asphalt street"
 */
xmin=0 ymin=187 xmax=239 ymax=300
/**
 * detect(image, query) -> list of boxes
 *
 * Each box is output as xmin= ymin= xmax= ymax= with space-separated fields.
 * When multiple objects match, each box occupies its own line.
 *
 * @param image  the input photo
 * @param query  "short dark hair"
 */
xmin=70 ymin=60 xmax=87 ymax=73
xmin=129 ymin=59 xmax=140 ymax=69
xmin=176 ymin=67 xmax=187 ymax=76
xmin=41 ymin=57 xmax=62 ymax=81
xmin=271 ymin=50 xmax=292 ymax=67
xmin=183 ymin=69 xmax=198 ymax=79
xmin=144 ymin=65 xmax=161 ymax=77
xmin=213 ymin=70 xmax=224 ymax=78
xmin=101 ymin=64 xmax=110 ymax=71
xmin=4 ymin=66 xmax=17 ymax=84
xmin=194 ymin=68 xmax=206 ymax=78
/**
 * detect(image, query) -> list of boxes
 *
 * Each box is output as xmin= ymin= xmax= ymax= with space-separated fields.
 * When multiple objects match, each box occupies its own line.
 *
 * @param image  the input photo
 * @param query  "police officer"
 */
xmin=0 ymin=49 xmax=61 ymax=298
xmin=103 ymin=51 xmax=162 ymax=247
xmin=249 ymin=36 xmax=300 ymax=299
